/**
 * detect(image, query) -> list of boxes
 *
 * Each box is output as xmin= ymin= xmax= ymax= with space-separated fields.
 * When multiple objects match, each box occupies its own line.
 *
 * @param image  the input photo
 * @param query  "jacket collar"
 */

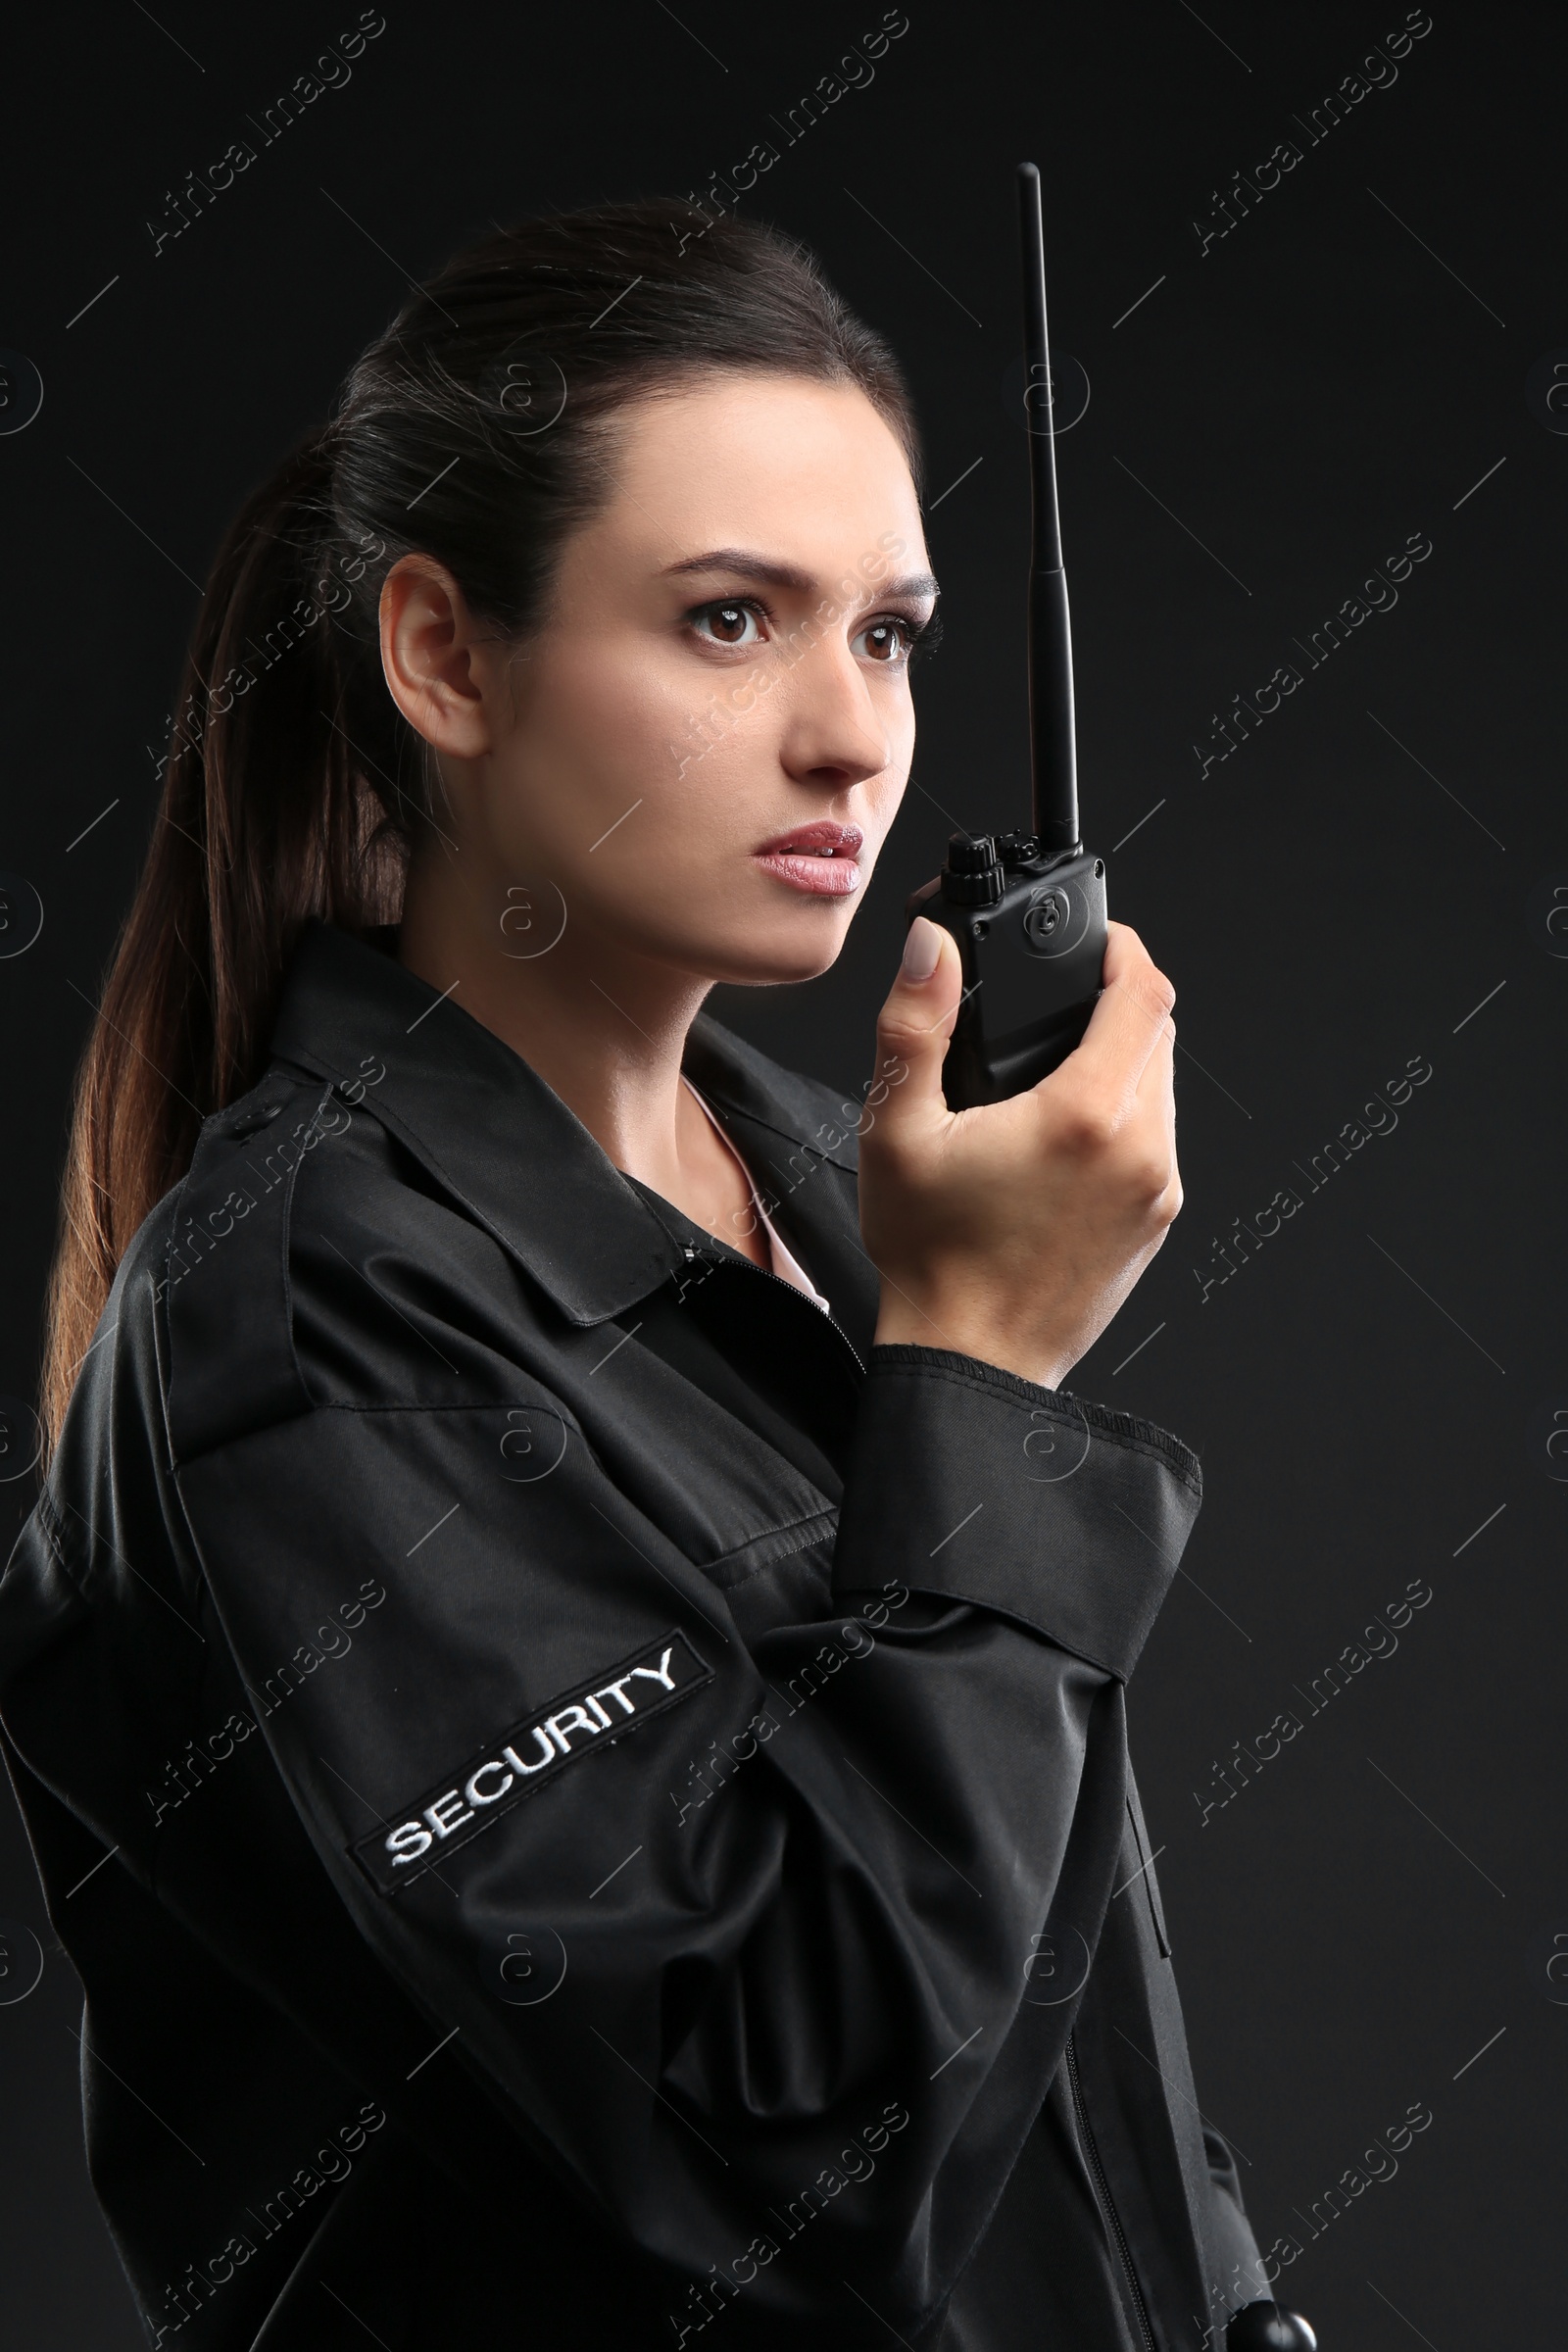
xmin=267 ymin=920 xmax=870 ymax=1338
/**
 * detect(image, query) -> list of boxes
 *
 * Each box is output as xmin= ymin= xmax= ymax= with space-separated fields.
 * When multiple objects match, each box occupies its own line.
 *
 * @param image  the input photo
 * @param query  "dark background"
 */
xmin=2 ymin=2 xmax=1563 ymax=2343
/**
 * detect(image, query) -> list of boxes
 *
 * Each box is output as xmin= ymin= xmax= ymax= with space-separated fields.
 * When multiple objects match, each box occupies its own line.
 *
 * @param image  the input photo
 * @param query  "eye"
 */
xmin=853 ymin=613 xmax=930 ymax=666
xmin=688 ymin=598 xmax=767 ymax=650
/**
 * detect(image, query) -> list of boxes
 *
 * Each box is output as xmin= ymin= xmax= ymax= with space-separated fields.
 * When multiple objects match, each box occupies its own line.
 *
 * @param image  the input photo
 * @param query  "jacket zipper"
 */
xmin=724 ymin=1238 xmax=1163 ymax=2343
xmin=710 ymin=1175 xmax=1158 ymax=2345
xmin=685 ymin=1241 xmax=868 ymax=1375
xmin=1063 ymin=2029 xmax=1158 ymax=2352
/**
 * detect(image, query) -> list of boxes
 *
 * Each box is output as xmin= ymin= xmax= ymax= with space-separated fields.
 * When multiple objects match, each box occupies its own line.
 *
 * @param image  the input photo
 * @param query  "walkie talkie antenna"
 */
xmin=1017 ymin=162 xmax=1079 ymax=858
xmin=904 ymin=163 xmax=1105 ymax=1108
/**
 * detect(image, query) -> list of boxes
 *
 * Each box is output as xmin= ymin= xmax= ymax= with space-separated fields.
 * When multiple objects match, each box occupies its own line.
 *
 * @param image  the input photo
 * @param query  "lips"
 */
xmin=753 ymin=821 xmax=865 ymax=899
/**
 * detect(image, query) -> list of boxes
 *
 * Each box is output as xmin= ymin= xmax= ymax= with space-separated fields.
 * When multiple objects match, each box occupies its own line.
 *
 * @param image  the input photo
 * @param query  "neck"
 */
xmin=395 ymin=858 xmax=714 ymax=1192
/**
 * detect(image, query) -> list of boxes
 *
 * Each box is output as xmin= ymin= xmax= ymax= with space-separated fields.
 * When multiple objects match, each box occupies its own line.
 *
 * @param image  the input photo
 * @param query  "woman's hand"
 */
xmin=859 ymin=915 xmax=1182 ymax=1390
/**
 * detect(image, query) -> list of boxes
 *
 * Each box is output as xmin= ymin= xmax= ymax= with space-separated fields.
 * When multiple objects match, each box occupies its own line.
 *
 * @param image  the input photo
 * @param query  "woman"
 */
xmin=1 ymin=198 xmax=1286 ymax=2350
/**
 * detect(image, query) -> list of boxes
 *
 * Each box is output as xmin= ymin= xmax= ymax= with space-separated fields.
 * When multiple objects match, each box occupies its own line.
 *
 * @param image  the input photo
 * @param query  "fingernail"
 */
xmin=900 ymin=917 xmax=942 ymax=982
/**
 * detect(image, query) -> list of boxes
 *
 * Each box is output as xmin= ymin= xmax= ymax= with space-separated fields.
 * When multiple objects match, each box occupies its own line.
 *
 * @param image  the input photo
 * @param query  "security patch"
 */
xmin=353 ymin=1628 xmax=712 ymax=1893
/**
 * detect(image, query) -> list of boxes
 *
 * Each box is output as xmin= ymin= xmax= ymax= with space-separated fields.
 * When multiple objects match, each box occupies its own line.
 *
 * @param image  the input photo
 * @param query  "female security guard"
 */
xmin=1 ymin=199 xmax=1309 ymax=2349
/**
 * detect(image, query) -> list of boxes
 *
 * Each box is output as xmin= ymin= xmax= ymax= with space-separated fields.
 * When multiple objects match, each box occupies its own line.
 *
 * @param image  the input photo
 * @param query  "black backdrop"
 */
xmin=2 ymin=3 xmax=1563 ymax=2343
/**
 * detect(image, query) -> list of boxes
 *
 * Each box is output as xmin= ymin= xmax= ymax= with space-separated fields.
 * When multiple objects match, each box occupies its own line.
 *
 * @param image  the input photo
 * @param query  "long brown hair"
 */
xmin=41 ymin=194 xmax=921 ymax=1459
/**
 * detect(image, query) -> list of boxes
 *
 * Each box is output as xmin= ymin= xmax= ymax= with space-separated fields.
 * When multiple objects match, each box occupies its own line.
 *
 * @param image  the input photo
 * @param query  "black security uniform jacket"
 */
xmin=1 ymin=920 xmax=1262 ymax=2351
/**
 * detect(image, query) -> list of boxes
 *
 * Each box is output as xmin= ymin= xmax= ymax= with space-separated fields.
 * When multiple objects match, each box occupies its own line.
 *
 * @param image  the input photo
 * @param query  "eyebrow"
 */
xmin=660 ymin=547 xmax=939 ymax=603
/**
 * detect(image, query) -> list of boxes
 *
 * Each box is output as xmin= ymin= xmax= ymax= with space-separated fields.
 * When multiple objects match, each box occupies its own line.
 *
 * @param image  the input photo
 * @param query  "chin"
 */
xmin=693 ymin=924 xmax=852 ymax=991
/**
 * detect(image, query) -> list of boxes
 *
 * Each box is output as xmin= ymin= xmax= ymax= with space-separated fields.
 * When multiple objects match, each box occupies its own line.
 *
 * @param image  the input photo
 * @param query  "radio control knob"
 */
xmin=942 ymin=833 xmax=1004 ymax=906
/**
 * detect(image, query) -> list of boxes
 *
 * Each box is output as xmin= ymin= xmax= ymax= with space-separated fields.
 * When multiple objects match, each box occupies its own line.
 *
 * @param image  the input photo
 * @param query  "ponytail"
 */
xmin=40 ymin=437 xmax=405 ymax=1455
xmin=38 ymin=194 xmax=921 ymax=1461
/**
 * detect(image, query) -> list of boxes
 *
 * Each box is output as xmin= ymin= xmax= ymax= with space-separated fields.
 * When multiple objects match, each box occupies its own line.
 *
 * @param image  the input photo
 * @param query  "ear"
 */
xmin=378 ymin=554 xmax=494 ymax=759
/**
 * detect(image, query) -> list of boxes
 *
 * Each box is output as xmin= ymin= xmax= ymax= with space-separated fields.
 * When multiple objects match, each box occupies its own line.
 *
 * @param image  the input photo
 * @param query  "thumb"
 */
xmin=870 ymin=915 xmax=960 ymax=1135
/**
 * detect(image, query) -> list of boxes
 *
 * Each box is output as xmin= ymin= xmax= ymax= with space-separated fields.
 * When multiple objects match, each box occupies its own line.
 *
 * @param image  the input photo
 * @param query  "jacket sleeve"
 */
xmin=160 ymin=1283 xmax=1201 ymax=2340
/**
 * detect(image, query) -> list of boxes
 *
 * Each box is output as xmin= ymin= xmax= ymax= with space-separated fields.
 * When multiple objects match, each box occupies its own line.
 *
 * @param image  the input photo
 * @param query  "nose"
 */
xmin=775 ymin=632 xmax=893 ymax=794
